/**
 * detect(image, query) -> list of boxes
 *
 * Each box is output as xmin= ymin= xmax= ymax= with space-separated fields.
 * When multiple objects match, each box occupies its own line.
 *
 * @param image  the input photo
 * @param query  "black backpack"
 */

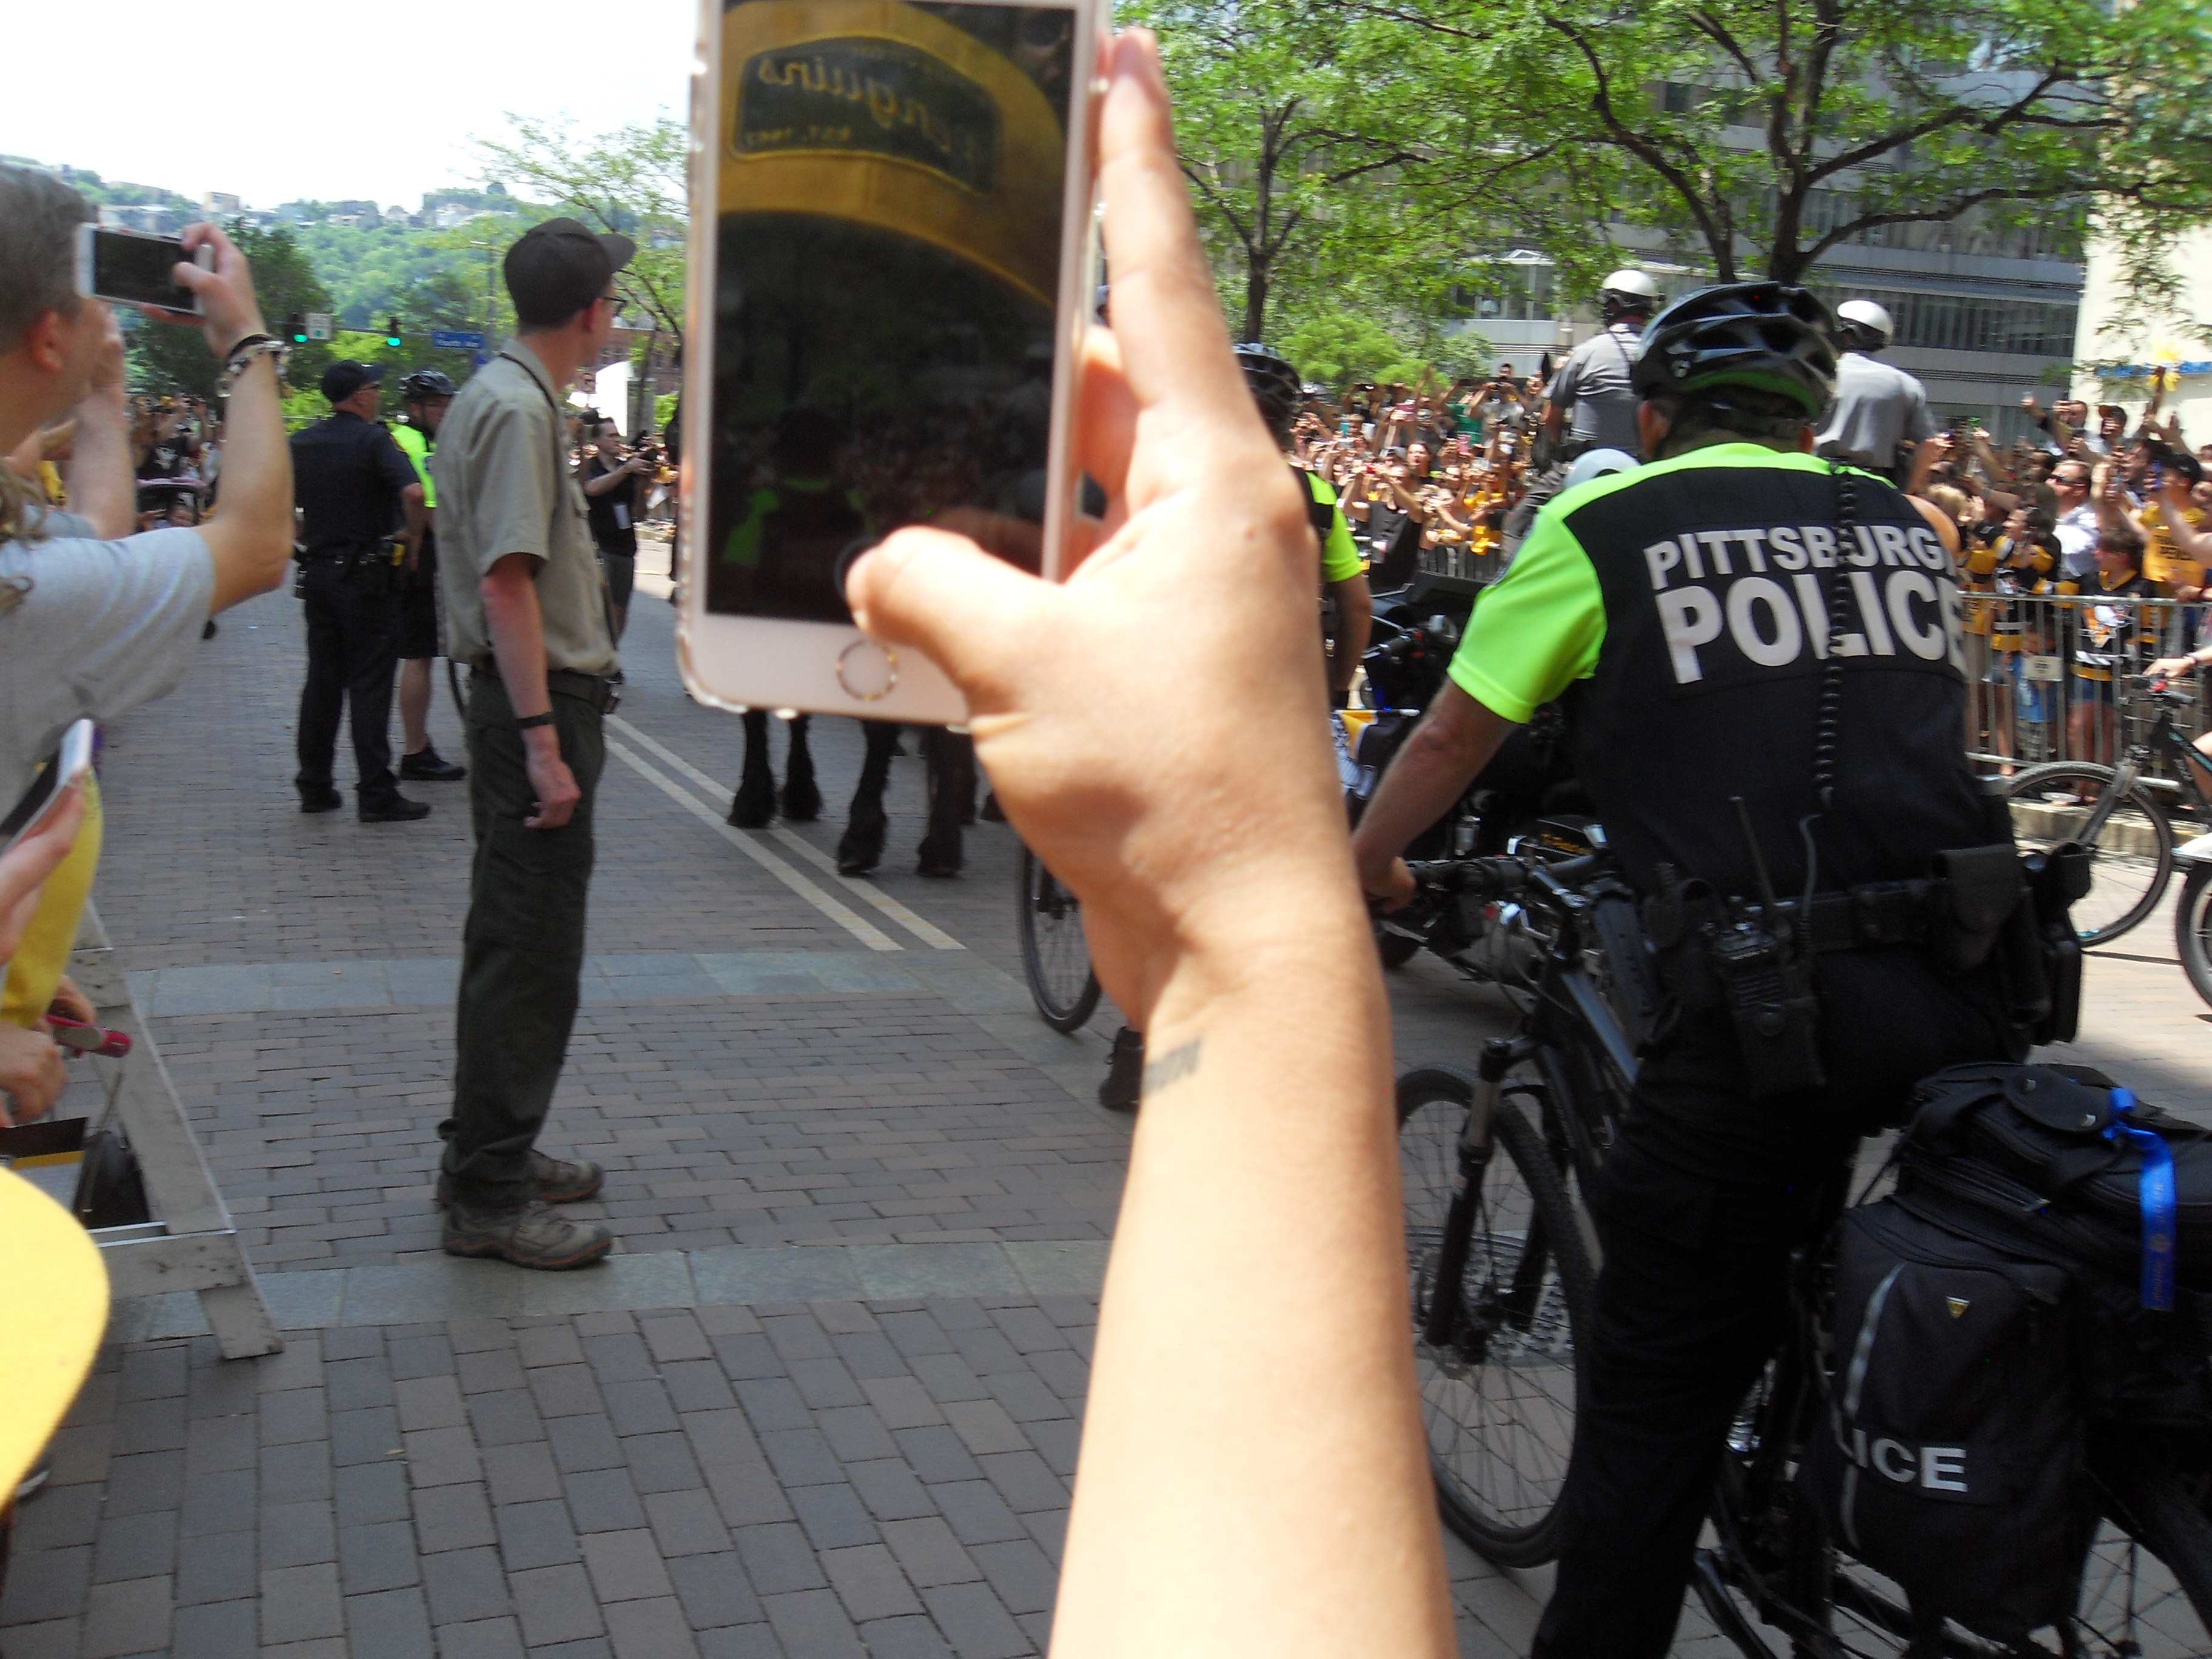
xmin=1804 ymin=1062 xmax=2212 ymax=1644
xmin=1803 ymin=1198 xmax=2092 ymax=1644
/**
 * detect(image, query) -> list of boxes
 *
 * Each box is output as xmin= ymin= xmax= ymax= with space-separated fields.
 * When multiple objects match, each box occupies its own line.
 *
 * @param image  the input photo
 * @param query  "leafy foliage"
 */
xmin=474 ymin=114 xmax=688 ymax=343
xmin=1349 ymin=0 xmax=2212 ymax=286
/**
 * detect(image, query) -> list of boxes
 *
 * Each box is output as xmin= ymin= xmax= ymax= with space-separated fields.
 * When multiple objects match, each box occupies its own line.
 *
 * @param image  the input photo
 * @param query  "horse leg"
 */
xmin=728 ymin=708 xmax=776 ymax=827
xmin=836 ymin=720 xmax=899 ymax=875
xmin=780 ymin=713 xmax=822 ymax=821
xmin=916 ymin=726 xmax=973 ymax=877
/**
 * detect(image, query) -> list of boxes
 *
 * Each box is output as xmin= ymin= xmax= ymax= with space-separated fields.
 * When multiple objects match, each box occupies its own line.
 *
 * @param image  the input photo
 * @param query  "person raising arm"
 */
xmin=846 ymin=30 xmax=1453 ymax=1659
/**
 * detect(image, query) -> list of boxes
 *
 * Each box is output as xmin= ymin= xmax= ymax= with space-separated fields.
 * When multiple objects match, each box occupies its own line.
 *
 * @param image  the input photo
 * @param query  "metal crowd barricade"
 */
xmin=1416 ymin=542 xmax=1509 ymax=588
xmin=1963 ymin=592 xmax=2211 ymax=776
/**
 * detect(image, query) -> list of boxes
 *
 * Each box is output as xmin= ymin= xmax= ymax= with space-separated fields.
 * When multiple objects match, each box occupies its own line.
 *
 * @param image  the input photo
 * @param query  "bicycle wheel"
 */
xmin=2176 ymin=864 xmax=2212 ymax=1011
xmin=1398 ymin=1065 xmax=1595 ymax=1566
xmin=2005 ymin=762 xmax=2173 ymax=945
xmin=1017 ymin=845 xmax=1101 ymax=1033
xmin=2083 ymin=1452 xmax=2212 ymax=1658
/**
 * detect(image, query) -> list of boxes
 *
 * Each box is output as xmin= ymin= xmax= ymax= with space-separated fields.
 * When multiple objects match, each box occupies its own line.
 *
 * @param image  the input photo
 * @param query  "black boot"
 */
xmin=780 ymin=714 xmax=822 ymax=822
xmin=400 ymin=745 xmax=468 ymax=782
xmin=729 ymin=709 xmax=776 ymax=827
xmin=1099 ymin=1027 xmax=1144 ymax=1113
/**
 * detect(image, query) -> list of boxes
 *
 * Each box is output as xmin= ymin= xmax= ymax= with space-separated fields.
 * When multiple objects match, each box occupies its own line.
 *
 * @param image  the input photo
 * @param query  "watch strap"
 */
xmin=514 ymin=711 xmax=555 ymax=731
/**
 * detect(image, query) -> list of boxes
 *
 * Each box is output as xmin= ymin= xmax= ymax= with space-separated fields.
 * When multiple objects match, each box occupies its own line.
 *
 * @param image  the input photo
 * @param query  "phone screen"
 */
xmin=89 ymin=229 xmax=197 ymax=312
xmin=703 ymin=0 xmax=1076 ymax=625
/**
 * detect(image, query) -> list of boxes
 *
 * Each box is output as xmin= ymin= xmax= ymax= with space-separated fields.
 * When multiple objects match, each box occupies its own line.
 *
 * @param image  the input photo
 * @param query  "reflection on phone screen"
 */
xmin=706 ymin=0 xmax=1074 ymax=625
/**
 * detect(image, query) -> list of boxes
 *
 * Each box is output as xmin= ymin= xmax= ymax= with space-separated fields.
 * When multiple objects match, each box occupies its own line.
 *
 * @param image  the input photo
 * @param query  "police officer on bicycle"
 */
xmin=1350 ymin=283 xmax=2042 ymax=1658
xmin=1099 ymin=343 xmax=1372 ymax=1110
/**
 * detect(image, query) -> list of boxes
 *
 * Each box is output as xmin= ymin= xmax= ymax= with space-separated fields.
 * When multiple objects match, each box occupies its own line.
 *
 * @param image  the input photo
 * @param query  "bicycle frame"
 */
xmin=2075 ymin=697 xmax=2212 ymax=848
xmin=1413 ymin=855 xmax=1641 ymax=1351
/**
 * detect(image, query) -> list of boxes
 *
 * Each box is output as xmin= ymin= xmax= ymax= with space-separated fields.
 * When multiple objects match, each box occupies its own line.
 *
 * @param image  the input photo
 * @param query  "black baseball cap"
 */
xmin=321 ymin=360 xmax=384 ymax=402
xmin=504 ymin=217 xmax=637 ymax=327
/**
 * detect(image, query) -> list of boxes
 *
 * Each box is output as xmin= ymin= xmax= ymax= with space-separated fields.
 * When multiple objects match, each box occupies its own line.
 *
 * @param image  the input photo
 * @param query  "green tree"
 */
xmin=474 ymin=113 xmax=688 ymax=343
xmin=129 ymin=222 xmax=335 ymax=398
xmin=1130 ymin=0 xmax=1460 ymax=343
xmin=1356 ymin=0 xmax=2212 ymax=287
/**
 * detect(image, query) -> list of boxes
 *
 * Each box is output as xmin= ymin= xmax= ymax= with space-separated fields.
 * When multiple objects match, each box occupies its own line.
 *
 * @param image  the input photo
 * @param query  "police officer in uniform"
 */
xmin=1503 ymin=269 xmax=1658 ymax=555
xmin=1815 ymin=298 xmax=1936 ymax=481
xmin=1098 ymin=343 xmax=1372 ymax=1111
xmin=290 ymin=359 xmax=432 ymax=822
xmin=1352 ymin=284 xmax=2043 ymax=1657
xmin=389 ymin=369 xmax=467 ymax=783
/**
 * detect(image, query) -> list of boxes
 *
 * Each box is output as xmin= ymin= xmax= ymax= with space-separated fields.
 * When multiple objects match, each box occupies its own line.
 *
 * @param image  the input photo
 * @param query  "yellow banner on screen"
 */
xmin=719 ymin=0 xmax=1065 ymax=307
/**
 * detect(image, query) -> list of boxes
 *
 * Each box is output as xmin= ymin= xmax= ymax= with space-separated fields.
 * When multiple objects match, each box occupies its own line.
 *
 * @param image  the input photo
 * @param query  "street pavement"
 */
xmin=2 ymin=531 xmax=2200 ymax=1658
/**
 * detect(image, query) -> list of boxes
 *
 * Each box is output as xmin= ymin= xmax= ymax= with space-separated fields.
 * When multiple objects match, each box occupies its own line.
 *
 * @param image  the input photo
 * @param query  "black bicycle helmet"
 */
xmin=1629 ymin=282 xmax=1837 ymax=417
xmin=1233 ymin=343 xmax=1303 ymax=433
xmin=400 ymin=368 xmax=460 ymax=402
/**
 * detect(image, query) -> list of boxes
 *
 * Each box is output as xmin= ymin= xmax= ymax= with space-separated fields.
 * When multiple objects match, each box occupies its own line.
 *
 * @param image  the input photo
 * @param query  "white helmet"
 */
xmin=1835 ymin=299 xmax=1894 ymax=349
xmin=1599 ymin=268 xmax=1660 ymax=322
xmin=1562 ymin=447 xmax=1638 ymax=492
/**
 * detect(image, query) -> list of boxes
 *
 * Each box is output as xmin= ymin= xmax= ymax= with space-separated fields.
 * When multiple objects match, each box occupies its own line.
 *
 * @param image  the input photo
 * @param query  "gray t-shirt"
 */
xmin=1815 ymin=352 xmax=1935 ymax=472
xmin=433 ymin=343 xmax=616 ymax=677
xmin=1546 ymin=324 xmax=1643 ymax=451
xmin=0 ymin=519 xmax=215 ymax=806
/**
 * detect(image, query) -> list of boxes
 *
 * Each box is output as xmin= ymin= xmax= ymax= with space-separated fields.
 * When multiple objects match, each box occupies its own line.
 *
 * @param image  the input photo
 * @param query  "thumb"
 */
xmin=846 ymin=526 xmax=1043 ymax=705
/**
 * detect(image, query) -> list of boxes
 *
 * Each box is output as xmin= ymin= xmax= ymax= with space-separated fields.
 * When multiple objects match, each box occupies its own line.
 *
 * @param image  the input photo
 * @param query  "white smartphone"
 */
xmin=679 ymin=0 xmax=1101 ymax=725
xmin=3 ymin=719 xmax=95 ymax=855
xmin=73 ymin=224 xmax=212 ymax=317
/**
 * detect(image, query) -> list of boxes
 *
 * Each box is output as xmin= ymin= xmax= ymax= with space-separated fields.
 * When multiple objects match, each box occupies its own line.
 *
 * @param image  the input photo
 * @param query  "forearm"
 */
xmin=66 ymin=392 xmax=136 ymax=538
xmin=581 ymin=466 xmax=624 ymax=497
xmin=1330 ymin=578 xmax=1371 ymax=695
xmin=210 ymin=355 xmax=289 ymax=552
xmin=1052 ymin=919 xmax=1451 ymax=1659
xmin=1350 ymin=685 xmax=1515 ymax=886
xmin=483 ymin=566 xmax=554 ymax=717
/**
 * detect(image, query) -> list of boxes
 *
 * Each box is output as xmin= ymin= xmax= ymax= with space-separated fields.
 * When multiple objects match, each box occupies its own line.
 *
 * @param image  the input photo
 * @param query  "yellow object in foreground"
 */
xmin=0 ymin=1168 xmax=108 ymax=1494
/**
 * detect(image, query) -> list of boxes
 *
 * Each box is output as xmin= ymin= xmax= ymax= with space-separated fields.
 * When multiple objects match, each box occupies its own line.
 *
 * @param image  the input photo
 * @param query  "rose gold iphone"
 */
xmin=680 ymin=0 xmax=1101 ymax=723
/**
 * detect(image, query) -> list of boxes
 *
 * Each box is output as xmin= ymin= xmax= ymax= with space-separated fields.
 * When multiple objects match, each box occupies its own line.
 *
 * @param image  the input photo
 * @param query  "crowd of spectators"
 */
xmin=1287 ymin=367 xmax=1547 ymax=578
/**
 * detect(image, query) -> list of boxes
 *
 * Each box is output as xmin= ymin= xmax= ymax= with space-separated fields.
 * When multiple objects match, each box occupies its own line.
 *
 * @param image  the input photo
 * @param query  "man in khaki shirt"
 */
xmin=429 ymin=218 xmax=630 ymax=1269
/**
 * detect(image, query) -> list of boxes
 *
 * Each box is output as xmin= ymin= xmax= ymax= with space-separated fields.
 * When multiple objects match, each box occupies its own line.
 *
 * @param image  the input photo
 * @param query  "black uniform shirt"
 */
xmin=289 ymin=411 xmax=420 ymax=560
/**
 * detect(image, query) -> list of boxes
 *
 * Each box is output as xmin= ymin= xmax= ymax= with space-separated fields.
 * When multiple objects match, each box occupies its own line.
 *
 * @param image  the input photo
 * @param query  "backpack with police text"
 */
xmin=1802 ymin=1199 xmax=2091 ymax=1644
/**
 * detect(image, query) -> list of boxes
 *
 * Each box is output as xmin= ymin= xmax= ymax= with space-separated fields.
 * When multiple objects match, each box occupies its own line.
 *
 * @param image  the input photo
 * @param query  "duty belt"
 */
xmin=469 ymin=663 xmax=620 ymax=714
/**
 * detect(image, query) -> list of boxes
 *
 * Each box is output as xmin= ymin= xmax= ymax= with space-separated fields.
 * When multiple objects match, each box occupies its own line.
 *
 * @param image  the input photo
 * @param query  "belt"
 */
xmin=469 ymin=663 xmax=619 ymax=714
xmin=1801 ymin=880 xmax=1936 ymax=953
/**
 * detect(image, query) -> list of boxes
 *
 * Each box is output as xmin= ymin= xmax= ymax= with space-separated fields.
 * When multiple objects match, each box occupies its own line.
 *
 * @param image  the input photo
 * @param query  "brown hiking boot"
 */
xmin=436 ymin=1150 xmax=604 ymax=1210
xmin=441 ymin=1198 xmax=612 ymax=1270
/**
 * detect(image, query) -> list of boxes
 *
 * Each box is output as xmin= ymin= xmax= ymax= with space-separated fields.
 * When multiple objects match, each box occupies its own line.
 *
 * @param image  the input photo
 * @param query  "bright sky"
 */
xmin=4 ymin=0 xmax=699 ymax=210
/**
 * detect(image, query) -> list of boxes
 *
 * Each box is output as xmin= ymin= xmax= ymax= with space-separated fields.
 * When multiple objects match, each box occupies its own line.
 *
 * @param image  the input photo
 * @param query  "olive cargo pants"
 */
xmin=439 ymin=672 xmax=604 ymax=1207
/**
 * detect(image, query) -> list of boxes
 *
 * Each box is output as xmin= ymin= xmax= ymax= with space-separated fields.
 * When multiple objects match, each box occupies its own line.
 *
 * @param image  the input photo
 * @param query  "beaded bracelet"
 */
xmin=215 ymin=333 xmax=289 ymax=397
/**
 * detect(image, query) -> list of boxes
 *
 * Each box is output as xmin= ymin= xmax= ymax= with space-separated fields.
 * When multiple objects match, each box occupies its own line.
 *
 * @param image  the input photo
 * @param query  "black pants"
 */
xmin=1533 ymin=951 xmax=2024 ymax=1657
xmin=438 ymin=672 xmax=605 ymax=1208
xmin=295 ymin=559 xmax=401 ymax=799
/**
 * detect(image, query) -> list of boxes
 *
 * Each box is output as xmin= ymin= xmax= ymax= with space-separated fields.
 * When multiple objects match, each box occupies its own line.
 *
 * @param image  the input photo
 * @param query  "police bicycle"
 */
xmin=1016 ymin=845 xmax=1101 ymax=1033
xmin=2004 ymin=675 xmax=2212 ymax=948
xmin=1394 ymin=851 xmax=2212 ymax=1657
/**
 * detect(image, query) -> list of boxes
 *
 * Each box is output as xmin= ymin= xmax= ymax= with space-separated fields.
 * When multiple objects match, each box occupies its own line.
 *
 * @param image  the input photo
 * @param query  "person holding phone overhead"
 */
xmin=430 ymin=218 xmax=632 ymax=1271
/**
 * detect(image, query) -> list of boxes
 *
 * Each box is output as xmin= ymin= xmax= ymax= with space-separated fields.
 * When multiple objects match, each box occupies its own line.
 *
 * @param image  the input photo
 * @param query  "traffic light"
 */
xmin=384 ymin=316 xmax=402 ymax=348
xmin=286 ymin=312 xmax=308 ymax=346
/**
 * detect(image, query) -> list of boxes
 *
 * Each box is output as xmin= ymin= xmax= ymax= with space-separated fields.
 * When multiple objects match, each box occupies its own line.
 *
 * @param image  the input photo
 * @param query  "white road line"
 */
xmin=605 ymin=738 xmax=902 ymax=953
xmin=606 ymin=714 xmax=966 ymax=951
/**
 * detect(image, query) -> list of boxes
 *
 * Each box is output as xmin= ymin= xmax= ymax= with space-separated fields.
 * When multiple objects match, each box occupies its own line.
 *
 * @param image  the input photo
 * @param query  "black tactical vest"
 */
xmin=1553 ymin=449 xmax=1986 ymax=903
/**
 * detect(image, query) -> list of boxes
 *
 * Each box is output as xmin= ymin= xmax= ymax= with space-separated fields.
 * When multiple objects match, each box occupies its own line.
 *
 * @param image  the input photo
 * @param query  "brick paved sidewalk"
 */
xmin=7 ymin=575 xmax=2191 ymax=1657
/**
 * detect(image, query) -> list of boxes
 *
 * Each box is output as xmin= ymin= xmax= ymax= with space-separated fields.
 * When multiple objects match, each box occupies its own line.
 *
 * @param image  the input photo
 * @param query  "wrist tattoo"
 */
xmin=1141 ymin=1038 xmax=1202 ymax=1098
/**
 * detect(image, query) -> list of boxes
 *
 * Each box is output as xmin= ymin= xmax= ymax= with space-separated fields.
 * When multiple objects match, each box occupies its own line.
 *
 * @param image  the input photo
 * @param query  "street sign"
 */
xmin=305 ymin=312 xmax=333 ymax=341
xmin=431 ymin=329 xmax=488 ymax=351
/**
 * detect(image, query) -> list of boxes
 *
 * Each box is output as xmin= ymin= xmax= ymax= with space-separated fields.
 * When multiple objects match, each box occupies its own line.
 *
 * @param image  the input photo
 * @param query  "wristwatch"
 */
xmin=515 ymin=712 xmax=555 ymax=731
